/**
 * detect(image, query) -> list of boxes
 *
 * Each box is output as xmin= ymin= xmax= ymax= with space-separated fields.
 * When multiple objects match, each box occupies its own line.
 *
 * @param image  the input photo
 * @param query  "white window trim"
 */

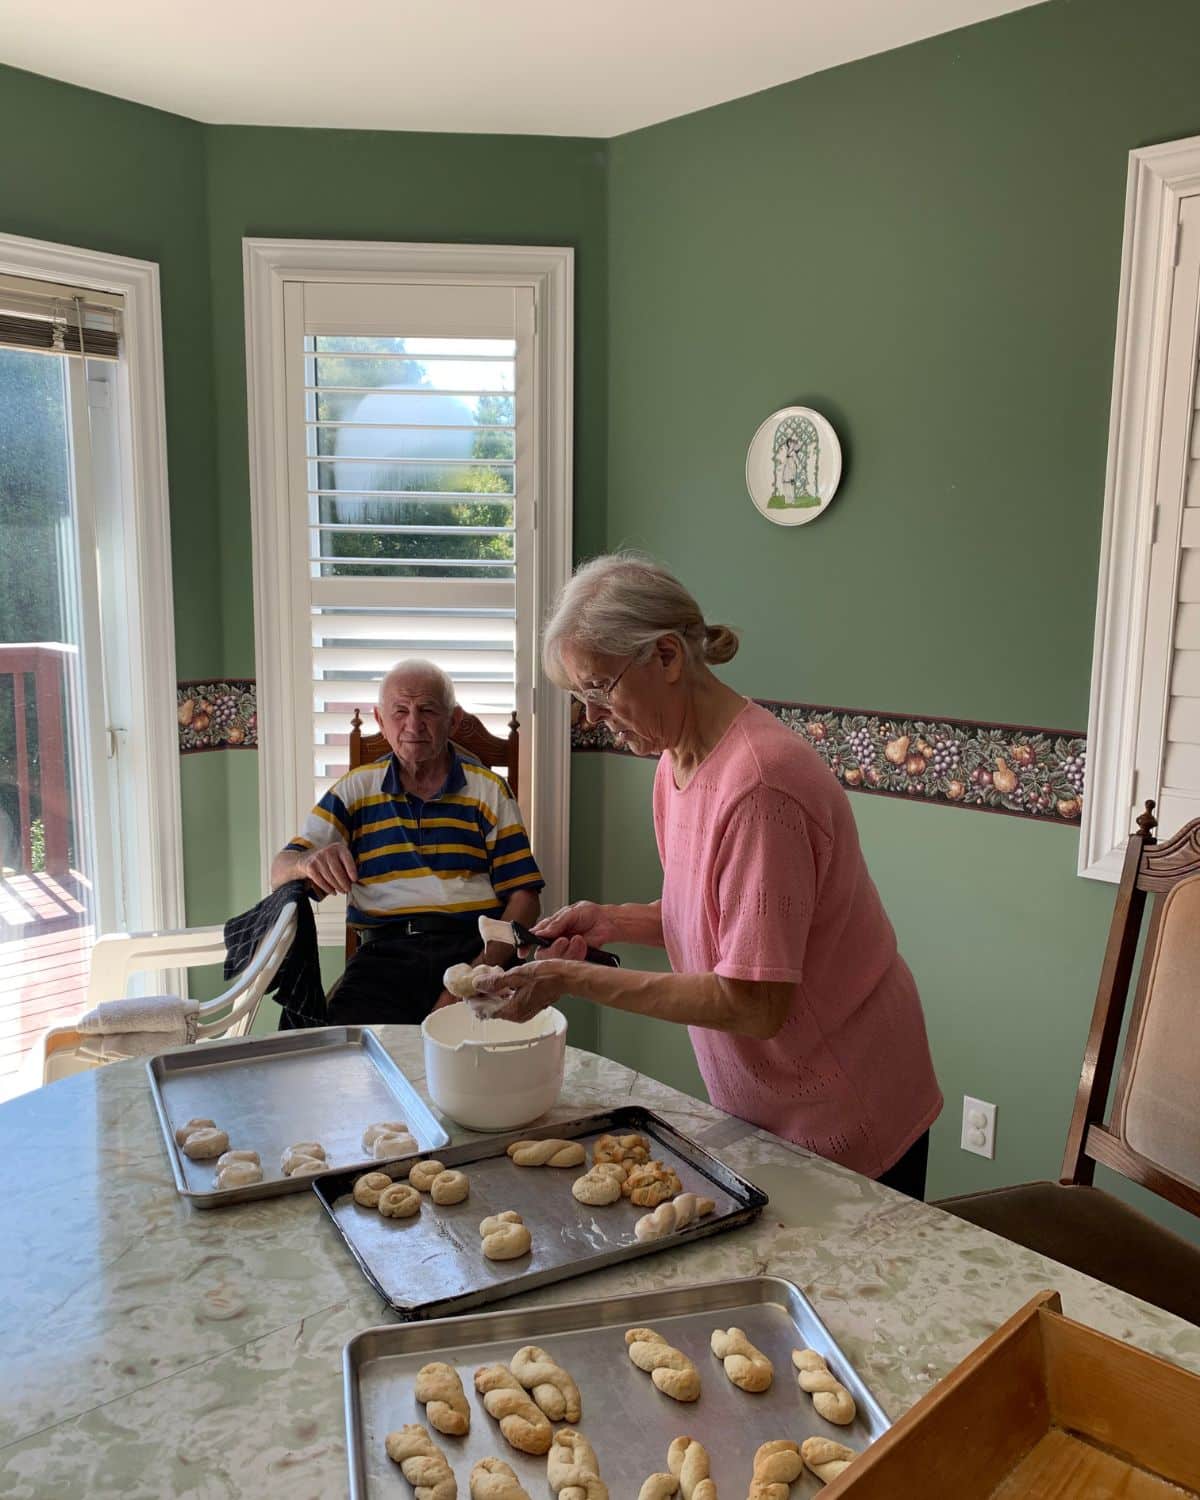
xmin=0 ymin=231 xmax=184 ymax=933
xmin=1082 ymin=135 xmax=1200 ymax=882
xmin=243 ymin=238 xmax=573 ymax=933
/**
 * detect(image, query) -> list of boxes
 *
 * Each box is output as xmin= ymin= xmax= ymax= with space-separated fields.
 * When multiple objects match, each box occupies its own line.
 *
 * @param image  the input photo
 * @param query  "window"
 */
xmin=245 ymin=242 xmax=572 ymax=940
xmin=1084 ymin=136 xmax=1200 ymax=880
xmin=0 ymin=236 xmax=182 ymax=1089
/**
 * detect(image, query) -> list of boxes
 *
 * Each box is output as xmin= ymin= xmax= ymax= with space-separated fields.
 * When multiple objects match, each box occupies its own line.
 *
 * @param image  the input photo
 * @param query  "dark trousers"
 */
xmin=877 ymin=1129 xmax=930 ymax=1201
xmin=325 ymin=921 xmax=480 ymax=1026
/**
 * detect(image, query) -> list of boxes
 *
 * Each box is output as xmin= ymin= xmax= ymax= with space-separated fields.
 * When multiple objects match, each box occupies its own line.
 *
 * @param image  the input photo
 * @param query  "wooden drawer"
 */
xmin=824 ymin=1291 xmax=1200 ymax=1497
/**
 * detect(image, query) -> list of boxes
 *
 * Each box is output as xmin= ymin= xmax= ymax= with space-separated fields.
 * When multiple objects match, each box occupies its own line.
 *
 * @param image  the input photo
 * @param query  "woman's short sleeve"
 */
xmin=712 ymin=787 xmax=817 ymax=984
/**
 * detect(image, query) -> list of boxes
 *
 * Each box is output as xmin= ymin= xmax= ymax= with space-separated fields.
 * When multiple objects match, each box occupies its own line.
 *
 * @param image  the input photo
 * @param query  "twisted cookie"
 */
xmin=711 ymin=1326 xmax=774 ymax=1392
xmin=480 ymin=1211 xmax=531 ymax=1260
xmin=748 ymin=1439 xmax=803 ymax=1499
xmin=624 ymin=1327 xmax=700 ymax=1401
xmin=506 ymin=1138 xmax=586 ymax=1168
xmin=791 ymin=1349 xmax=856 ymax=1425
xmin=510 ymin=1345 xmax=581 ymax=1422
xmin=384 ymin=1422 xmax=456 ymax=1499
xmin=470 ymin=1457 xmax=530 ymax=1500
xmin=634 ymin=1192 xmax=715 ymax=1241
xmin=668 ymin=1436 xmax=716 ymax=1500
xmin=593 ymin=1132 xmax=650 ymax=1166
xmin=801 ymin=1437 xmax=856 ymax=1485
xmin=474 ymin=1364 xmax=552 ymax=1454
xmin=352 ymin=1170 xmax=393 ymax=1208
xmin=623 ymin=1162 xmax=683 ymax=1207
xmin=416 ymin=1361 xmax=470 ymax=1436
xmin=547 ymin=1428 xmax=608 ymax=1500
xmin=572 ymin=1163 xmax=627 ymax=1206
xmin=637 ymin=1477 xmax=678 ymax=1500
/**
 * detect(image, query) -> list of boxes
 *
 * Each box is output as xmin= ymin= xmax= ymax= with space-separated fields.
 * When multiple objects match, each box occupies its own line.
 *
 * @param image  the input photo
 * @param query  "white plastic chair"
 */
xmin=35 ymin=901 xmax=299 ymax=1085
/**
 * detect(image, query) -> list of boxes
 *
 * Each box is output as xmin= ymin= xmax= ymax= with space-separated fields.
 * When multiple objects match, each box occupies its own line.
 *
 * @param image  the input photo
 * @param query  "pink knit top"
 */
xmin=653 ymin=701 xmax=942 ymax=1178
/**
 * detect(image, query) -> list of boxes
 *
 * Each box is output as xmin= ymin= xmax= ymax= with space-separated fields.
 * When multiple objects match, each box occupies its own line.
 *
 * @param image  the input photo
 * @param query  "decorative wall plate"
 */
xmin=745 ymin=406 xmax=842 ymax=526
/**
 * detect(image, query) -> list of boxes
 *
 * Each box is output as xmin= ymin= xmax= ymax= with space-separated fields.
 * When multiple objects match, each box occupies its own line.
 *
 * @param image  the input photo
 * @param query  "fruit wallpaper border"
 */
xmin=175 ymin=678 xmax=1088 ymax=824
xmin=177 ymin=680 xmax=257 ymax=752
xmin=571 ymin=700 xmax=1088 ymax=825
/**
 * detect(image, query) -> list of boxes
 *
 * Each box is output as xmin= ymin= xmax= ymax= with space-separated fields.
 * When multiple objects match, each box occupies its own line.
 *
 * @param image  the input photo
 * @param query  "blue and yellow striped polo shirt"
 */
xmin=286 ymin=748 xmax=543 ymax=929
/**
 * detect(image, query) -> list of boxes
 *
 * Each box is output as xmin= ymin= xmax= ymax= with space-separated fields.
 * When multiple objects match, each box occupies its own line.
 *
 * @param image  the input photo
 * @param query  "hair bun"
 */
xmin=702 ymin=623 xmax=740 ymax=664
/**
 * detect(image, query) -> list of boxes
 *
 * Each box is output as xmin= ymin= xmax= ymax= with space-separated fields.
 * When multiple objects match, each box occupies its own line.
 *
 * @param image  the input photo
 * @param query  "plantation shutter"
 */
xmin=1131 ymin=195 xmax=1200 ymax=841
xmin=281 ymin=280 xmax=535 ymax=803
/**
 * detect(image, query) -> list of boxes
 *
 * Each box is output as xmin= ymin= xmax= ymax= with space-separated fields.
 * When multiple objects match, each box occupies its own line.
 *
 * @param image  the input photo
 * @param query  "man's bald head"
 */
xmin=378 ymin=660 xmax=456 ymax=712
xmin=374 ymin=660 xmax=462 ymax=779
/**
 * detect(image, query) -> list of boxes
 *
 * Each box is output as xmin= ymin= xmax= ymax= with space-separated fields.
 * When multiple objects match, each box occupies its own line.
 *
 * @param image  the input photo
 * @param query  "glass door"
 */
xmin=0 ymin=345 xmax=115 ymax=1093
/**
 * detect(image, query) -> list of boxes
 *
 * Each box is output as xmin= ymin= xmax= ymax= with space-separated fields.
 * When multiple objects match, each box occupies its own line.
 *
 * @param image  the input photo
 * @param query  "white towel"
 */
xmin=77 ymin=1028 xmax=193 ymax=1062
xmin=76 ymin=994 xmax=199 ymax=1036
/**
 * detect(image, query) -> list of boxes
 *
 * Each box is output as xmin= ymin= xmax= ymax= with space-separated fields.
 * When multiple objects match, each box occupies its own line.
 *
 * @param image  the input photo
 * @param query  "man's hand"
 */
xmin=298 ymin=843 xmax=357 ymax=896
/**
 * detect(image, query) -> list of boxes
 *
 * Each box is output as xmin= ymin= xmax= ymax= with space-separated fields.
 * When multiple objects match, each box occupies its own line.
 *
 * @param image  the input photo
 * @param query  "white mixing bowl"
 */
xmin=421 ymin=1005 xmax=567 ymax=1131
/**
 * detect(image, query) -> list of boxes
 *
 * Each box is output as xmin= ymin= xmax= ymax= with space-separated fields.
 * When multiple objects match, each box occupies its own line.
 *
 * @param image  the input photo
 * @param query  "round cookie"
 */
xmin=281 ymin=1144 xmax=326 ymax=1174
xmin=174 ymin=1117 xmax=216 ymax=1145
xmin=378 ymin=1182 xmax=422 ymax=1219
xmin=182 ymin=1127 xmax=229 ymax=1160
xmin=429 ymin=1169 xmax=470 ymax=1206
xmin=287 ymin=1157 xmax=326 ymax=1177
xmin=362 ymin=1121 xmax=408 ymax=1151
xmin=372 ymin=1131 xmax=418 ymax=1160
xmin=353 ymin=1171 xmax=393 ymax=1208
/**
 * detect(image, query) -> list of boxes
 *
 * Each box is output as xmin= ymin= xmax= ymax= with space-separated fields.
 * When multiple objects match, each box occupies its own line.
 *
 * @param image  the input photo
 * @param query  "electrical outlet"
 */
xmin=961 ymin=1095 xmax=997 ymax=1159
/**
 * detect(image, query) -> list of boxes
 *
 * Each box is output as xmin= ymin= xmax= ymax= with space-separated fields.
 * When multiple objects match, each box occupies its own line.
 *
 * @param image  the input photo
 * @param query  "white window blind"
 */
xmin=1131 ymin=194 xmax=1200 ymax=843
xmin=282 ymin=282 xmax=535 ymax=801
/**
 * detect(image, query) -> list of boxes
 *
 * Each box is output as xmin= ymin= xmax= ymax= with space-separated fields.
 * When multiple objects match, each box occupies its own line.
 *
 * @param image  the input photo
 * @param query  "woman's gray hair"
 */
xmin=542 ymin=554 xmax=739 ymax=687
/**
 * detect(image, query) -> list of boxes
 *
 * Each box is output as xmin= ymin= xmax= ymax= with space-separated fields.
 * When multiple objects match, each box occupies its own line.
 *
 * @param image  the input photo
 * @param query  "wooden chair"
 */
xmin=344 ymin=707 xmax=520 ymax=960
xmin=938 ymin=803 xmax=1200 ymax=1325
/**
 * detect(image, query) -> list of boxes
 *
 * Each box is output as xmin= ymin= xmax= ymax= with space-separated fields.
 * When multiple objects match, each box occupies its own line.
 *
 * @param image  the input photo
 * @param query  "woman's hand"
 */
xmin=475 ymin=953 xmax=579 ymax=1024
xmin=533 ymin=901 xmax=614 ymax=947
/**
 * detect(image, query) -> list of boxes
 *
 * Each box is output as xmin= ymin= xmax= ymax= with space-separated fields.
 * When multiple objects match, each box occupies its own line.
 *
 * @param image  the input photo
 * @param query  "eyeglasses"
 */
xmin=570 ymin=655 xmax=637 ymax=708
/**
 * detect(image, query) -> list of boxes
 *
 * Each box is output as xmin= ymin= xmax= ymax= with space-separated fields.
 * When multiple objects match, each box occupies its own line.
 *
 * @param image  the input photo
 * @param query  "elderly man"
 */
xmin=271 ymin=660 xmax=542 ymax=1024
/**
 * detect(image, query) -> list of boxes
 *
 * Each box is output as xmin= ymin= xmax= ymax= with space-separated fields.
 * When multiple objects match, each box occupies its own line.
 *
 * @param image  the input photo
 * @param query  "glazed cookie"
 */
xmin=373 ymin=1130 xmax=419 ymax=1160
xmin=362 ymin=1120 xmax=408 ymax=1151
xmin=592 ymin=1132 xmax=650 ymax=1167
xmin=181 ymin=1127 xmax=229 ymax=1160
xmin=286 ymin=1158 xmax=327 ymax=1177
xmin=378 ymin=1182 xmax=422 ymax=1219
xmin=214 ymin=1159 xmax=263 ymax=1190
xmin=216 ymin=1149 xmax=260 ymax=1169
xmin=429 ymin=1169 xmax=470 ymax=1206
xmin=623 ymin=1162 xmax=683 ymax=1207
xmin=281 ymin=1143 xmax=326 ymax=1175
xmin=353 ymin=1170 xmax=393 ymax=1208
xmin=174 ymin=1116 xmax=215 ymax=1145
xmin=409 ymin=1158 xmax=447 ymax=1192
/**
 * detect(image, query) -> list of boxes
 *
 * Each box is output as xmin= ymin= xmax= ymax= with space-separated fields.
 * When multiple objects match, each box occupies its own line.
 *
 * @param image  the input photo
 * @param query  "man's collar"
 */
xmin=381 ymin=744 xmax=468 ymax=800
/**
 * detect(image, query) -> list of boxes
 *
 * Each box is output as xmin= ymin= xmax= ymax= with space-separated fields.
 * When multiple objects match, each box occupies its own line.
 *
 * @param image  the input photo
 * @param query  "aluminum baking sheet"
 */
xmin=146 ymin=1026 xmax=449 ymax=1207
xmin=314 ymin=1106 xmax=768 ymax=1320
xmin=344 ymin=1274 xmax=890 ymax=1500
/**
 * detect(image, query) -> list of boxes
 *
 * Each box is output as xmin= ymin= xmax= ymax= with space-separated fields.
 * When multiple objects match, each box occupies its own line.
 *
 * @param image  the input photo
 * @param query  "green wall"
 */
xmin=5 ymin=0 xmax=1200 ymax=1242
xmin=594 ymin=0 xmax=1200 ymax=1235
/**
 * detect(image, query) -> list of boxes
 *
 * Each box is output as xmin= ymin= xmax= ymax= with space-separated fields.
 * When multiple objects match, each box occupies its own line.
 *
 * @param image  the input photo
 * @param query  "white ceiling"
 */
xmin=0 ymin=0 xmax=1047 ymax=138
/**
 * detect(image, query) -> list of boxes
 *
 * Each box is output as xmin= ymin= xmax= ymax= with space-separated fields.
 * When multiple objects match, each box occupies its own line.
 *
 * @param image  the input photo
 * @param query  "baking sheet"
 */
xmin=146 ymin=1026 xmax=449 ymax=1207
xmin=314 ymin=1106 xmax=768 ymax=1319
xmin=344 ymin=1274 xmax=890 ymax=1499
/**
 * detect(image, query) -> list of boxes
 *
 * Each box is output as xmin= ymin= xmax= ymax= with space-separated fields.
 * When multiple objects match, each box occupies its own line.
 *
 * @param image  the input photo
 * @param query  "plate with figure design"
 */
xmin=745 ymin=406 xmax=842 ymax=526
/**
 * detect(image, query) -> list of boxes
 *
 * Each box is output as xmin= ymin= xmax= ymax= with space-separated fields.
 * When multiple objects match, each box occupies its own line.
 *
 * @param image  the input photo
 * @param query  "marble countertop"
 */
xmin=1 ymin=1029 xmax=1198 ymax=1498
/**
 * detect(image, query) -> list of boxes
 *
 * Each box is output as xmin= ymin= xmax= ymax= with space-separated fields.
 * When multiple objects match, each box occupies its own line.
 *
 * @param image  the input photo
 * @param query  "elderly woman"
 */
xmin=483 ymin=555 xmax=943 ymax=1198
